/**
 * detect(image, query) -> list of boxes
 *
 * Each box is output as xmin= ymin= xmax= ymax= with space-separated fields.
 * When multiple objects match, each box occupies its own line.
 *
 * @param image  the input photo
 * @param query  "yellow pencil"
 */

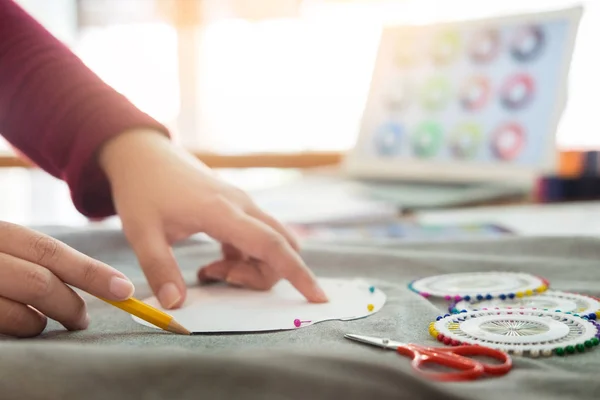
xmin=100 ymin=297 xmax=191 ymax=335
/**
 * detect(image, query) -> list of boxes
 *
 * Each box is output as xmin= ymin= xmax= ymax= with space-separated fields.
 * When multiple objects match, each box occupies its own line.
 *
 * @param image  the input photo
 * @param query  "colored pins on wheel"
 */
xmin=408 ymin=272 xmax=549 ymax=303
xmin=450 ymin=290 xmax=600 ymax=317
xmin=430 ymin=309 xmax=599 ymax=357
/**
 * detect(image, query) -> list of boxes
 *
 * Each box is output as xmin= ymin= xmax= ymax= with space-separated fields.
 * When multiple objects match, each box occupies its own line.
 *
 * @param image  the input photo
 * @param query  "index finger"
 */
xmin=202 ymin=199 xmax=328 ymax=303
xmin=0 ymin=222 xmax=135 ymax=301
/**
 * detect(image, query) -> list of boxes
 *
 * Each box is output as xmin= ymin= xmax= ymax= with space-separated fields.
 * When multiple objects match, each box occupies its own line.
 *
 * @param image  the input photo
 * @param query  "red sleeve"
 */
xmin=0 ymin=0 xmax=171 ymax=218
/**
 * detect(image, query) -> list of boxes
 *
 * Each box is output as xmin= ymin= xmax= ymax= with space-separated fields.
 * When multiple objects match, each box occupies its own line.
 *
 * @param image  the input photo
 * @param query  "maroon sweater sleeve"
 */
xmin=0 ymin=0 xmax=171 ymax=218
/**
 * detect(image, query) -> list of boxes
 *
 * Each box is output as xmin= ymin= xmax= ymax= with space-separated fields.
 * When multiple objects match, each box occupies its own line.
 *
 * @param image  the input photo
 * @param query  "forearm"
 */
xmin=0 ymin=0 xmax=169 ymax=218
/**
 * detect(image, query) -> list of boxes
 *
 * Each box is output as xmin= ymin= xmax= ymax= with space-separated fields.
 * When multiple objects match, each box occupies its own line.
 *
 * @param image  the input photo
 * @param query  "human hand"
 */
xmin=0 ymin=221 xmax=135 ymax=337
xmin=99 ymin=129 xmax=327 ymax=309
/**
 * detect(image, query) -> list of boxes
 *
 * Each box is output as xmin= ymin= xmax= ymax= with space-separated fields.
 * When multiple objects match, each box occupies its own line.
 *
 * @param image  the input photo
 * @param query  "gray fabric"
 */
xmin=2 ymin=227 xmax=600 ymax=399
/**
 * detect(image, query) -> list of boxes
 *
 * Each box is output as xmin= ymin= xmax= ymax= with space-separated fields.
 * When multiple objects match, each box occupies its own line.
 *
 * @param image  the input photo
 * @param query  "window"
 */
xmin=3 ymin=0 xmax=598 ymax=155
xmin=74 ymin=0 xmax=600 ymax=152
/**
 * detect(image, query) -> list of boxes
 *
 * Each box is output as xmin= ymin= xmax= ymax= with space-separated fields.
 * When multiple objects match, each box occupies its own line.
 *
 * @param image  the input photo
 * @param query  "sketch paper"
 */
xmin=132 ymin=278 xmax=386 ymax=333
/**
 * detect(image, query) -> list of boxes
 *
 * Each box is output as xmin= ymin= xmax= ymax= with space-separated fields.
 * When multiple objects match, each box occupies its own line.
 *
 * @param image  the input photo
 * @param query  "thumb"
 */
xmin=125 ymin=224 xmax=187 ymax=309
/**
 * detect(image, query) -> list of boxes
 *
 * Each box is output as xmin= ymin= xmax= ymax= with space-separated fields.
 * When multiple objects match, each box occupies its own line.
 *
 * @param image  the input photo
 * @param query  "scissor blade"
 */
xmin=344 ymin=334 xmax=401 ymax=349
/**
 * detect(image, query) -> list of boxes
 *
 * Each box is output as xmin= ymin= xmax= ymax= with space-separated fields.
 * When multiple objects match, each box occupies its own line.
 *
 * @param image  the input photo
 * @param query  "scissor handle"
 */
xmin=396 ymin=344 xmax=511 ymax=382
xmin=441 ymin=344 xmax=512 ymax=376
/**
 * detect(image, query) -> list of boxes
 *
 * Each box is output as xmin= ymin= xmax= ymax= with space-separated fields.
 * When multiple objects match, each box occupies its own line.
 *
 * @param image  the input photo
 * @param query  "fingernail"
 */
xmin=109 ymin=276 xmax=135 ymax=299
xmin=82 ymin=313 xmax=90 ymax=329
xmin=225 ymin=275 xmax=243 ymax=287
xmin=75 ymin=313 xmax=90 ymax=330
xmin=313 ymin=285 xmax=328 ymax=303
xmin=158 ymin=282 xmax=181 ymax=309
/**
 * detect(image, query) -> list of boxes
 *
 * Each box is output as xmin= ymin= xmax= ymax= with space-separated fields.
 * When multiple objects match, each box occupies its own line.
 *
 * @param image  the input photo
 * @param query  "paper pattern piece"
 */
xmin=133 ymin=278 xmax=386 ymax=333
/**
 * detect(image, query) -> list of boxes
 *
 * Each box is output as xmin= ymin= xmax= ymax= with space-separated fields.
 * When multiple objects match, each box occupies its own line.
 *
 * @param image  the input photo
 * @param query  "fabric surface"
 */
xmin=0 ymin=0 xmax=169 ymax=218
xmin=2 ymin=227 xmax=600 ymax=399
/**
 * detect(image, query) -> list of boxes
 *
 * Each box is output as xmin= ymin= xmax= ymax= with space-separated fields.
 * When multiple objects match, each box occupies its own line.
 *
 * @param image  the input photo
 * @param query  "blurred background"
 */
xmin=1 ymin=0 xmax=599 ymax=235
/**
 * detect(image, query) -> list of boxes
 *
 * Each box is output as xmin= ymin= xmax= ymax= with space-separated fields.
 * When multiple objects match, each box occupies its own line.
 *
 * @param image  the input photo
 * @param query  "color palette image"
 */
xmin=368 ymin=16 xmax=570 ymax=166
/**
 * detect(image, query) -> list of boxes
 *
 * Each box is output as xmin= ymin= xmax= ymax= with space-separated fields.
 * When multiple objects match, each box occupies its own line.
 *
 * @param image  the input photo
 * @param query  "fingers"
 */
xmin=226 ymin=260 xmax=280 ymax=290
xmin=0 ymin=222 xmax=134 ymax=301
xmin=0 ymin=296 xmax=47 ymax=338
xmin=198 ymin=259 xmax=280 ymax=291
xmin=198 ymin=259 xmax=233 ymax=282
xmin=201 ymin=198 xmax=327 ymax=303
xmin=197 ymin=244 xmax=242 ymax=282
xmin=0 ymin=253 xmax=88 ymax=331
xmin=125 ymin=225 xmax=187 ymax=309
xmin=246 ymin=204 xmax=300 ymax=252
xmin=221 ymin=243 xmax=242 ymax=260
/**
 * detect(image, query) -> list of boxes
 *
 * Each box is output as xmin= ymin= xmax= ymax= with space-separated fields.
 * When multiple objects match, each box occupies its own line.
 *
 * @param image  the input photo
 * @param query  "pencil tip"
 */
xmin=167 ymin=320 xmax=191 ymax=335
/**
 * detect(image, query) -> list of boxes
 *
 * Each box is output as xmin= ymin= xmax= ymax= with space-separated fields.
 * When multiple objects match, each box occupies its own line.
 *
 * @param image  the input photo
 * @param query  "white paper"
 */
xmin=248 ymin=176 xmax=399 ymax=225
xmin=132 ymin=278 xmax=386 ymax=332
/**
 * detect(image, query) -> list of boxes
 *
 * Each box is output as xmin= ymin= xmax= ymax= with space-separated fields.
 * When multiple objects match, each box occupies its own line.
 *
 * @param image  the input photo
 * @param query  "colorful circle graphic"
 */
xmin=385 ymin=77 xmax=411 ymax=111
xmin=468 ymin=29 xmax=501 ymax=64
xmin=510 ymin=25 xmax=545 ymax=62
xmin=500 ymin=73 xmax=535 ymax=111
xmin=460 ymin=75 xmax=491 ymax=111
xmin=431 ymin=30 xmax=461 ymax=66
xmin=420 ymin=76 xmax=452 ymax=111
xmin=491 ymin=122 xmax=525 ymax=161
xmin=394 ymin=40 xmax=416 ymax=68
xmin=450 ymin=123 xmax=483 ymax=159
xmin=412 ymin=121 xmax=443 ymax=158
xmin=374 ymin=122 xmax=404 ymax=157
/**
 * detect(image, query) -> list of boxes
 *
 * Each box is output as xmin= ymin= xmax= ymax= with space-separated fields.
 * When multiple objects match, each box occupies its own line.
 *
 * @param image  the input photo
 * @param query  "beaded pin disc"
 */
xmin=409 ymin=271 xmax=549 ymax=302
xmin=450 ymin=290 xmax=600 ymax=319
xmin=429 ymin=309 xmax=600 ymax=357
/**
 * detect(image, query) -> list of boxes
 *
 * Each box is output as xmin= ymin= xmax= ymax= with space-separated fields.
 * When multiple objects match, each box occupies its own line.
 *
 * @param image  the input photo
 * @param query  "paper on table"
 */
xmin=248 ymin=176 xmax=399 ymax=225
xmin=132 ymin=278 xmax=386 ymax=333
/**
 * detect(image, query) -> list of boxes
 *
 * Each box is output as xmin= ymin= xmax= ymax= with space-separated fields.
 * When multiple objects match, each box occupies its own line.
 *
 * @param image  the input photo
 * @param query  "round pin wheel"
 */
xmin=408 ymin=271 xmax=549 ymax=302
xmin=429 ymin=309 xmax=600 ymax=357
xmin=450 ymin=290 xmax=600 ymax=319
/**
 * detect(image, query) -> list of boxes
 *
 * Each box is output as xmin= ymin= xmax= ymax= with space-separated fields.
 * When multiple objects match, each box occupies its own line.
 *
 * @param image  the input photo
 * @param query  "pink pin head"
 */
xmin=294 ymin=319 xmax=311 ymax=328
xmin=454 ymin=295 xmax=462 ymax=301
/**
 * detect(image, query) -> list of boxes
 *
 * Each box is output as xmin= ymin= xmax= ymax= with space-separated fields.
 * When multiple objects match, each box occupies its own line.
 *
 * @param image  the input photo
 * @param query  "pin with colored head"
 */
xmin=367 ymin=304 xmax=374 ymax=312
xmin=294 ymin=319 xmax=311 ymax=328
xmin=369 ymin=285 xmax=375 ymax=293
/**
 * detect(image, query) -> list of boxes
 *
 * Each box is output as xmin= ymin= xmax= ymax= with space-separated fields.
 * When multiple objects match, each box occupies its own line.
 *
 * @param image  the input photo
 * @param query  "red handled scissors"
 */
xmin=344 ymin=334 xmax=512 ymax=381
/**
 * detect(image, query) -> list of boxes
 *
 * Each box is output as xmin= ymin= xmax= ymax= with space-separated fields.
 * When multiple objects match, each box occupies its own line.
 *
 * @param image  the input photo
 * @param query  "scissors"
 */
xmin=344 ymin=334 xmax=512 ymax=382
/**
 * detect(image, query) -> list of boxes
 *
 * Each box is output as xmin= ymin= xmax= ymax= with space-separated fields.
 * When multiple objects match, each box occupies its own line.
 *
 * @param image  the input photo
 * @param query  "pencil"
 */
xmin=100 ymin=297 xmax=191 ymax=335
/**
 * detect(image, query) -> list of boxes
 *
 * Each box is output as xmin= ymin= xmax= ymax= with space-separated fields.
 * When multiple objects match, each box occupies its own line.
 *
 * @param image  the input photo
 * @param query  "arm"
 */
xmin=0 ymin=0 xmax=169 ymax=218
xmin=0 ymin=0 xmax=326 ymax=311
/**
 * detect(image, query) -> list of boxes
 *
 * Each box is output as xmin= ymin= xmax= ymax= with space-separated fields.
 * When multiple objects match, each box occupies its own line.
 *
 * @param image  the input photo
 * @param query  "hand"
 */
xmin=0 ymin=221 xmax=135 ymax=337
xmin=99 ymin=129 xmax=327 ymax=309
